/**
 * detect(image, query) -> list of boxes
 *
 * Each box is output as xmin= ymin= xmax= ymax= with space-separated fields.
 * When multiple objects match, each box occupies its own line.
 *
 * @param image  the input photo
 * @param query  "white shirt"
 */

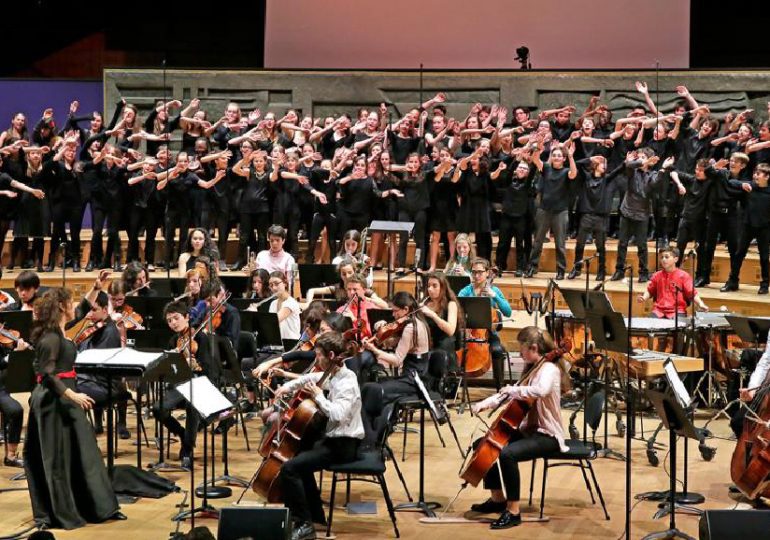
xmin=283 ymin=366 xmax=365 ymax=439
xmin=256 ymin=250 xmax=296 ymax=277
xmin=749 ymin=340 xmax=770 ymax=389
xmin=270 ymin=296 xmax=301 ymax=340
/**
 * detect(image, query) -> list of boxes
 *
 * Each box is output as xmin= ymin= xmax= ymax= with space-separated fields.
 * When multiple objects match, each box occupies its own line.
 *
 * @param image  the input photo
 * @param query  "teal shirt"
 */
xmin=458 ymin=284 xmax=512 ymax=317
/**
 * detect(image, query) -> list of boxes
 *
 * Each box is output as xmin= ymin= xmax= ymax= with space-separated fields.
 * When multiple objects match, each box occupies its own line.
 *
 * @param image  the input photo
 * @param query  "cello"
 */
xmin=251 ymin=353 xmax=346 ymax=502
xmin=457 ymin=267 xmax=504 ymax=378
xmin=459 ymin=339 xmax=571 ymax=487
xmin=730 ymin=375 xmax=770 ymax=500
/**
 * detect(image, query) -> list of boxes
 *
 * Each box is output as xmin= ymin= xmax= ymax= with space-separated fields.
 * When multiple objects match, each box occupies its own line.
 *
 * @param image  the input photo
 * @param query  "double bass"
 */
xmin=251 ymin=353 xmax=346 ymax=502
xmin=459 ymin=340 xmax=571 ymax=487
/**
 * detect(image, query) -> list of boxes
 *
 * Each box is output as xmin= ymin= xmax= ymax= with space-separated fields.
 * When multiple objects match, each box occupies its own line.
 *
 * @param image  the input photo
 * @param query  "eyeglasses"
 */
xmin=471 ymin=269 xmax=487 ymax=275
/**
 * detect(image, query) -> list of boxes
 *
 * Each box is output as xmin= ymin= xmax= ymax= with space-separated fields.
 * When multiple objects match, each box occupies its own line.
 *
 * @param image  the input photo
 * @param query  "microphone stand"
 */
xmin=61 ymin=242 xmax=67 ymax=287
xmin=624 ymin=264 xmax=634 ymax=540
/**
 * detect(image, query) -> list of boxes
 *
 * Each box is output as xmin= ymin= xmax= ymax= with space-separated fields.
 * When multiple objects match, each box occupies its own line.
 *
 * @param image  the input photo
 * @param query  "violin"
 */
xmin=0 ymin=323 xmax=28 ymax=349
xmin=0 ymin=290 xmax=13 ymax=310
xmin=114 ymin=304 xmax=144 ymax=330
xmin=175 ymin=332 xmax=202 ymax=372
xmin=74 ymin=320 xmax=106 ymax=346
xmin=459 ymin=339 xmax=572 ymax=487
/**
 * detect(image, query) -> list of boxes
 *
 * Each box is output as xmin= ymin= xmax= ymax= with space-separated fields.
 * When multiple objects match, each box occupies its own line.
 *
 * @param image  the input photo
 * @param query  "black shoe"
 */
xmin=99 ymin=261 xmax=111 ymax=270
xmin=181 ymin=456 xmax=192 ymax=470
xmin=94 ymin=424 xmax=104 ymax=435
xmin=43 ymin=263 xmax=54 ymax=273
xmin=596 ymin=270 xmax=606 ymax=282
xmin=638 ymin=272 xmax=649 ymax=283
xmin=759 ymin=284 xmax=769 ymax=295
xmin=218 ymin=260 xmax=228 ymax=273
xmin=36 ymin=265 xmax=44 ymax=273
xmin=113 ymin=261 xmax=123 ymax=272
xmin=610 ymin=270 xmax=624 ymax=281
xmin=118 ymin=426 xmax=131 ymax=440
xmin=524 ymin=267 xmax=536 ymax=278
xmin=489 ymin=510 xmax=522 ymax=530
xmin=291 ymin=520 xmax=317 ymax=540
xmin=85 ymin=261 xmax=94 ymax=272
xmin=4 ymin=456 xmax=24 ymax=468
xmin=693 ymin=277 xmax=709 ymax=288
xmin=214 ymin=416 xmax=236 ymax=434
xmin=470 ymin=499 xmax=507 ymax=514
xmin=109 ymin=511 xmax=128 ymax=521
xmin=72 ymin=261 xmax=81 ymax=272
xmin=567 ymin=268 xmax=580 ymax=280
xmin=555 ymin=270 xmax=564 ymax=280
xmin=720 ymin=281 xmax=739 ymax=292
xmin=513 ymin=270 xmax=523 ymax=278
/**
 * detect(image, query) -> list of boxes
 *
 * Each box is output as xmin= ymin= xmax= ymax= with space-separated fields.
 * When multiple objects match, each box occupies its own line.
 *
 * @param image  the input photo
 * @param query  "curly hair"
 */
xmin=31 ymin=288 xmax=72 ymax=343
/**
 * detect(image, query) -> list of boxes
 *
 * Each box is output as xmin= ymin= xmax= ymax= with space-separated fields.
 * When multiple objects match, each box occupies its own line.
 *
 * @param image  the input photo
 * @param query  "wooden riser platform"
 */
xmin=1 ymin=232 xmax=765 ymax=287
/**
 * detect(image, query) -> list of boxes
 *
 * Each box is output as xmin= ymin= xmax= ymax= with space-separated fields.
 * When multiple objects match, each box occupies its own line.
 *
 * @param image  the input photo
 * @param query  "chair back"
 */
xmin=237 ymin=331 xmax=258 ymax=360
xmin=213 ymin=334 xmax=240 ymax=387
xmin=425 ymin=350 xmax=448 ymax=393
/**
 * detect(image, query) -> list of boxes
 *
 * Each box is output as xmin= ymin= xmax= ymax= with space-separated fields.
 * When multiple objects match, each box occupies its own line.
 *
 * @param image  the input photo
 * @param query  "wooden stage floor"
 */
xmin=0 ymin=387 xmax=755 ymax=539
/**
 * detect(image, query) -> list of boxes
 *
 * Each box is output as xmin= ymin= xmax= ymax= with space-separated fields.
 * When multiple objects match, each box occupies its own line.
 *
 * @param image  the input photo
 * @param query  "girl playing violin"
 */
xmin=332 ymin=229 xmax=373 ymax=287
xmin=363 ymin=291 xmax=431 ymax=406
xmin=469 ymin=327 xmax=569 ymax=530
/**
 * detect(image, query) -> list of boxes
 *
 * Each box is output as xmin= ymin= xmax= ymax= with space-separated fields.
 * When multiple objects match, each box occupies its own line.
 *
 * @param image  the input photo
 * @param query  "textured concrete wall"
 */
xmin=104 ymin=69 xmax=770 ymax=149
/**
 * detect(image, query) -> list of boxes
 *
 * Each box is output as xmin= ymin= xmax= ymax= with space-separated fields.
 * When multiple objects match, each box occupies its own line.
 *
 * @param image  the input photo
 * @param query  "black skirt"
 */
xmin=24 ymin=381 xmax=119 ymax=530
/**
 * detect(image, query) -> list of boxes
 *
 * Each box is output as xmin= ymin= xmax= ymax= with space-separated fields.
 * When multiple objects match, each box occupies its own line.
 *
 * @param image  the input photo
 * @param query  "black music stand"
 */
xmin=0 ymin=350 xmax=35 ymax=490
xmin=147 ymin=351 xmax=191 ymax=474
xmin=127 ymin=328 xmax=175 ymax=352
xmin=456 ymin=297 xmax=493 ymax=414
xmin=243 ymin=312 xmax=283 ymax=351
xmin=150 ymin=278 xmax=186 ymax=297
xmin=725 ymin=315 xmax=770 ymax=348
xmin=172 ymin=376 xmax=234 ymax=522
xmin=219 ymin=275 xmax=248 ymax=298
xmin=298 ymin=264 xmax=338 ymax=299
xmin=369 ymin=220 xmax=414 ymax=297
xmin=445 ymin=275 xmax=471 ymax=296
xmin=642 ymin=389 xmax=701 ymax=540
xmin=368 ymin=308 xmax=395 ymax=329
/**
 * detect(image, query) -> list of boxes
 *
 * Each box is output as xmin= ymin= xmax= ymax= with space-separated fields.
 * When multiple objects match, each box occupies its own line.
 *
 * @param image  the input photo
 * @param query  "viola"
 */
xmin=459 ymin=339 xmax=572 ymax=487
xmin=175 ymin=332 xmax=202 ymax=373
xmin=252 ymin=354 xmax=349 ymax=502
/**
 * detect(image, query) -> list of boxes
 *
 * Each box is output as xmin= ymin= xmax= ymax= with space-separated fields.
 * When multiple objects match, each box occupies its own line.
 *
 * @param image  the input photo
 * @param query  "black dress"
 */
xmin=457 ymin=169 xmax=492 ymax=233
xmin=428 ymin=168 xmax=458 ymax=232
xmin=24 ymin=330 xmax=119 ymax=530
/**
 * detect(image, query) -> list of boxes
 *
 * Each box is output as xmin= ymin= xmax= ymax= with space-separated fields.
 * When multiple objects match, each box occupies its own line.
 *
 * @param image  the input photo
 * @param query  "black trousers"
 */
xmin=495 ymin=214 xmax=528 ymax=272
xmin=308 ymin=212 xmax=337 ymax=263
xmin=207 ymin=196 xmax=231 ymax=261
xmin=675 ymin=217 xmax=707 ymax=277
xmin=703 ymin=210 xmax=738 ymax=281
xmin=339 ymin=211 xmax=371 ymax=240
xmin=163 ymin=212 xmax=190 ymax=267
xmin=397 ymin=209 xmax=427 ymax=268
xmin=152 ymin=387 xmax=200 ymax=455
xmin=573 ymin=213 xmax=608 ymax=273
xmin=77 ymin=379 xmax=130 ymax=428
xmin=280 ymin=436 xmax=360 ymax=523
xmin=616 ymin=216 xmax=649 ymax=273
xmin=239 ymin=211 xmax=271 ymax=264
xmin=730 ymin=224 xmax=770 ymax=285
xmin=482 ymin=430 xmax=560 ymax=501
xmin=50 ymin=203 xmax=83 ymax=264
xmin=0 ymin=388 xmax=23 ymax=444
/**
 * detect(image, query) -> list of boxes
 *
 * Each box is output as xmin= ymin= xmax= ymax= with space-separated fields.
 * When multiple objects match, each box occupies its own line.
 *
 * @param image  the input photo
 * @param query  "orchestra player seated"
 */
xmin=273 ymin=332 xmax=364 ymax=540
xmin=469 ymin=327 xmax=570 ymax=529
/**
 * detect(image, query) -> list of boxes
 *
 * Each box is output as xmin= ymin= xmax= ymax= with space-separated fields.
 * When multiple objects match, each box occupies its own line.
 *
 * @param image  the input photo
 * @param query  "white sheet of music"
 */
xmin=175 ymin=376 xmax=233 ymax=418
xmin=76 ymin=347 xmax=162 ymax=368
xmin=663 ymin=359 xmax=692 ymax=408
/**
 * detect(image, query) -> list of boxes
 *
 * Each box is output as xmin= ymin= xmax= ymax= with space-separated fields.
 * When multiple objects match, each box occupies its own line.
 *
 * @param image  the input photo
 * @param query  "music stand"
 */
xmin=298 ymin=264 xmax=338 ymax=299
xmin=151 ymin=278 xmax=186 ymax=297
xmin=642 ymin=389 xmax=702 ymax=540
xmin=244 ymin=312 xmax=283 ymax=351
xmin=584 ymin=308 xmax=628 ymax=461
xmin=369 ymin=220 xmax=414 ymax=297
xmin=219 ymin=275 xmax=248 ymax=298
xmin=445 ymin=275 xmax=471 ymax=296
xmin=456 ymin=297 xmax=493 ymax=413
xmin=725 ymin=315 xmax=770 ymax=347
xmin=368 ymin=308 xmax=394 ymax=329
xmin=0 ymin=310 xmax=33 ymax=340
xmin=0 ymin=349 xmax=34 ymax=489
xmin=127 ymin=328 xmax=175 ymax=352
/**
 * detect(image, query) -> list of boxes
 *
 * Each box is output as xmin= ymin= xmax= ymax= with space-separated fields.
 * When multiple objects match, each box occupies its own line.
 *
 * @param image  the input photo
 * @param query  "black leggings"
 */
xmin=90 ymin=205 xmax=121 ymax=265
xmin=50 ymin=202 xmax=83 ymax=264
xmin=163 ymin=212 xmax=190 ymax=267
xmin=239 ymin=211 xmax=271 ymax=263
xmin=397 ymin=209 xmax=427 ymax=268
xmin=482 ymin=431 xmax=560 ymax=501
xmin=308 ymin=212 xmax=337 ymax=263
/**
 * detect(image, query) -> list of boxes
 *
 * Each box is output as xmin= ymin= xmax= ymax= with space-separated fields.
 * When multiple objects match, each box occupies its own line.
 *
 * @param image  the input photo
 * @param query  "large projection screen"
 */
xmin=265 ymin=0 xmax=689 ymax=70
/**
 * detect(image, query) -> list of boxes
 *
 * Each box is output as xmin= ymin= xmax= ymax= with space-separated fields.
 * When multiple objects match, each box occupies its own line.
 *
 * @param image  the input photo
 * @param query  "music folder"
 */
xmin=175 ymin=376 xmax=234 ymax=423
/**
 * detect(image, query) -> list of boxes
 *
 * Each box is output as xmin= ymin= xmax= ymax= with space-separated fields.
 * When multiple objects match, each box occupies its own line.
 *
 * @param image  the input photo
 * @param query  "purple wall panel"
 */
xmin=0 ymin=79 xmax=103 ymax=141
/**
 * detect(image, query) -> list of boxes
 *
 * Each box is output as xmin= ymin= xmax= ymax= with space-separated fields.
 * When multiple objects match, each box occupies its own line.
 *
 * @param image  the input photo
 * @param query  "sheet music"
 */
xmin=663 ymin=359 xmax=692 ymax=408
xmin=175 ymin=376 xmax=233 ymax=418
xmin=76 ymin=347 xmax=162 ymax=368
xmin=412 ymin=372 xmax=440 ymax=419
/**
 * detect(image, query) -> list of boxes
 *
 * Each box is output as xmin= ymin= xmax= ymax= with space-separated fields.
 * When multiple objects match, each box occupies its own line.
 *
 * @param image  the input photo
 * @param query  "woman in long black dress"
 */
xmin=24 ymin=288 xmax=124 ymax=530
xmin=426 ymin=145 xmax=457 ymax=272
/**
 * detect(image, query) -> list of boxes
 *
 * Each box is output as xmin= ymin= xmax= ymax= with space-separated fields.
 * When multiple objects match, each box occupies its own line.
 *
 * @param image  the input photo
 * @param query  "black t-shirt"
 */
xmin=675 ymin=172 xmax=713 ymax=221
xmin=340 ymin=176 xmax=379 ymax=216
xmin=387 ymin=131 xmax=421 ymax=164
xmin=537 ymin=164 xmax=572 ymax=213
xmin=239 ymin=168 xmax=270 ymax=213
